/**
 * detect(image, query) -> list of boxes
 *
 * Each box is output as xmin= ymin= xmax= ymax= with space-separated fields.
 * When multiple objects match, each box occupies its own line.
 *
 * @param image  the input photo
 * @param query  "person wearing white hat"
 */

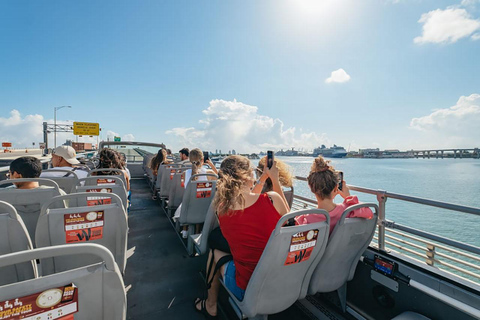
xmin=40 ymin=146 xmax=88 ymax=179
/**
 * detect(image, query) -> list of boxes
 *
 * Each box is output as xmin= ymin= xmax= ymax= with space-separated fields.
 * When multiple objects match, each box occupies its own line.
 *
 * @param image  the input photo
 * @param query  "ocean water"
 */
xmin=263 ymin=157 xmax=480 ymax=248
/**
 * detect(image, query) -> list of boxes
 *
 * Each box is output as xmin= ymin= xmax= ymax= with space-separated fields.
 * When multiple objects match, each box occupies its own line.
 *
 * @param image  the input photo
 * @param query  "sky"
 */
xmin=0 ymin=0 xmax=479 ymax=153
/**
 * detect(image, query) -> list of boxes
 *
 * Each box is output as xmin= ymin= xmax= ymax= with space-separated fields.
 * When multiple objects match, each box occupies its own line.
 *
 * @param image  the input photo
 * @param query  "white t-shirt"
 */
xmin=41 ymin=167 xmax=89 ymax=179
xmin=184 ymin=167 xmax=208 ymax=189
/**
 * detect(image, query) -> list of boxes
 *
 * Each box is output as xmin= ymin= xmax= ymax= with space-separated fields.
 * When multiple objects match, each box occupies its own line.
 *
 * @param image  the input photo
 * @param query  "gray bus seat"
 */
xmin=0 ymin=201 xmax=37 ymax=285
xmin=307 ymin=203 xmax=379 ymax=311
xmin=159 ymin=164 xmax=183 ymax=199
xmin=40 ymin=169 xmax=80 ymax=193
xmin=178 ymin=174 xmax=217 ymax=254
xmin=87 ymin=169 xmax=127 ymax=191
xmin=74 ymin=178 xmax=128 ymax=211
xmin=283 ymin=186 xmax=294 ymax=208
xmin=0 ymin=244 xmax=126 ymax=320
xmin=190 ymin=201 xmax=219 ymax=256
xmin=391 ymin=312 xmax=431 ymax=320
xmin=167 ymin=168 xmax=189 ymax=217
xmin=221 ymin=209 xmax=330 ymax=319
xmin=0 ymin=178 xmax=64 ymax=245
xmin=36 ymin=192 xmax=128 ymax=275
xmin=82 ymin=175 xmax=126 ymax=190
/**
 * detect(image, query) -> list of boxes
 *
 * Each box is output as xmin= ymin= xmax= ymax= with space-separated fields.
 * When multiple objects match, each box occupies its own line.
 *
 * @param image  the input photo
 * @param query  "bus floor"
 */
xmin=125 ymin=177 xmax=350 ymax=320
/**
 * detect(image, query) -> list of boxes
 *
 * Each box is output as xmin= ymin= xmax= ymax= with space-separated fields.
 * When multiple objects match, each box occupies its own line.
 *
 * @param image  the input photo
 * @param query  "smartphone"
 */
xmin=267 ymin=151 xmax=274 ymax=169
xmin=338 ymin=171 xmax=344 ymax=191
xmin=203 ymin=151 xmax=209 ymax=162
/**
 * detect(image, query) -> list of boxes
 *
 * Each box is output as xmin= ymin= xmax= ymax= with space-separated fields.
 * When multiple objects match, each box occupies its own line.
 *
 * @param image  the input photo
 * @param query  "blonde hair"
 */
xmin=214 ymin=155 xmax=254 ymax=216
xmin=189 ymin=148 xmax=204 ymax=180
xmin=307 ymin=156 xmax=340 ymax=200
xmin=257 ymin=157 xmax=293 ymax=192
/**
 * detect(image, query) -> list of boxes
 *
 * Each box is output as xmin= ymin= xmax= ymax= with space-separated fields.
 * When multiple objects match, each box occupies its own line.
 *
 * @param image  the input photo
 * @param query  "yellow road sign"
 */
xmin=73 ymin=122 xmax=100 ymax=136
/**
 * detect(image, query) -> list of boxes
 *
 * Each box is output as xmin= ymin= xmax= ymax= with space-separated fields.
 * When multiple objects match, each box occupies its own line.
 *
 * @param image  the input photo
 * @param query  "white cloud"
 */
xmin=0 ymin=110 xmax=44 ymax=148
xmin=409 ymin=94 xmax=480 ymax=147
xmin=472 ymin=32 xmax=480 ymax=40
xmin=122 ymin=134 xmax=135 ymax=141
xmin=461 ymin=0 xmax=480 ymax=7
xmin=325 ymin=68 xmax=351 ymax=83
xmin=414 ymin=7 xmax=480 ymax=44
xmin=166 ymin=99 xmax=330 ymax=153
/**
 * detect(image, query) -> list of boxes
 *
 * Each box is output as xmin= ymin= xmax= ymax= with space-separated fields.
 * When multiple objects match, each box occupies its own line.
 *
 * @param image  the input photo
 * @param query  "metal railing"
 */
xmin=292 ymin=176 xmax=480 ymax=285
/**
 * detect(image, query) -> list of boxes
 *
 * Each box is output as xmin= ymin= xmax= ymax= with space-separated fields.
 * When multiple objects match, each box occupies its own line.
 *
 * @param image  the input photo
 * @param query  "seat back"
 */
xmin=231 ymin=209 xmax=330 ymax=318
xmin=82 ymin=175 xmax=126 ymax=190
xmin=283 ymin=186 xmax=294 ymax=208
xmin=0 ymin=178 xmax=64 ymax=244
xmin=88 ymin=169 xmax=127 ymax=190
xmin=41 ymin=169 xmax=80 ymax=193
xmin=308 ymin=203 xmax=379 ymax=294
xmin=36 ymin=193 xmax=128 ymax=274
xmin=179 ymin=174 xmax=218 ymax=225
xmin=74 ymin=178 xmax=128 ymax=210
xmin=168 ymin=168 xmax=189 ymax=211
xmin=191 ymin=201 xmax=219 ymax=255
xmin=159 ymin=164 xmax=183 ymax=198
xmin=0 ymin=244 xmax=126 ymax=320
xmin=0 ymin=201 xmax=36 ymax=285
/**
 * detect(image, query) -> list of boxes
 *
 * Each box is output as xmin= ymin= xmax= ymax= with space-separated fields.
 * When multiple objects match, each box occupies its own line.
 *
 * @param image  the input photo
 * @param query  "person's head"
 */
xmin=9 ymin=156 xmax=42 ymax=189
xmin=166 ymin=149 xmax=172 ymax=155
xmin=189 ymin=148 xmax=204 ymax=177
xmin=214 ymin=155 xmax=256 ymax=216
xmin=150 ymin=149 xmax=166 ymax=171
xmin=97 ymin=148 xmax=124 ymax=174
xmin=51 ymin=146 xmax=80 ymax=168
xmin=179 ymin=148 xmax=189 ymax=161
xmin=308 ymin=156 xmax=340 ymax=202
xmin=257 ymin=157 xmax=293 ymax=192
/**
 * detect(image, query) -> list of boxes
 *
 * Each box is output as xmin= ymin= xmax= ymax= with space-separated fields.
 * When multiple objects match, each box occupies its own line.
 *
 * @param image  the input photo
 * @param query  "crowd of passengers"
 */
xmin=148 ymin=146 xmax=373 ymax=318
xmin=3 ymin=146 xmax=131 ymax=194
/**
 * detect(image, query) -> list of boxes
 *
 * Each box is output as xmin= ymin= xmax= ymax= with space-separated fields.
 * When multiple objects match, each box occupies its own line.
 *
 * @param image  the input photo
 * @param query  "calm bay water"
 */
xmin=267 ymin=157 xmax=480 ymax=248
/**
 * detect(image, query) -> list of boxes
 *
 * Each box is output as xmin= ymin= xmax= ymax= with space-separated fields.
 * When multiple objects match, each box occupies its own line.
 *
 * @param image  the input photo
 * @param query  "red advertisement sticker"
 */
xmin=0 ymin=283 xmax=78 ymax=320
xmin=86 ymin=188 xmax=112 ymax=206
xmin=64 ymin=211 xmax=104 ymax=243
xmin=196 ymin=182 xmax=212 ymax=198
xmin=96 ymin=178 xmax=115 ymax=186
xmin=284 ymin=229 xmax=319 ymax=265
xmin=170 ymin=169 xmax=176 ymax=180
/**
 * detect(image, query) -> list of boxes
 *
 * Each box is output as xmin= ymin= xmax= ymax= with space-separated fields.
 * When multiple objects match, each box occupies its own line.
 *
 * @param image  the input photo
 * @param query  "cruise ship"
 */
xmin=313 ymin=145 xmax=348 ymax=158
xmin=0 ymin=141 xmax=478 ymax=320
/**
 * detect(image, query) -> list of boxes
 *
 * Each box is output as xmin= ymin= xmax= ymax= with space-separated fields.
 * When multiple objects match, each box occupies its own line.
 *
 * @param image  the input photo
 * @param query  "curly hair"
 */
xmin=257 ymin=156 xmax=293 ymax=192
xmin=214 ymin=155 xmax=254 ymax=216
xmin=307 ymin=156 xmax=340 ymax=200
xmin=97 ymin=148 xmax=125 ymax=175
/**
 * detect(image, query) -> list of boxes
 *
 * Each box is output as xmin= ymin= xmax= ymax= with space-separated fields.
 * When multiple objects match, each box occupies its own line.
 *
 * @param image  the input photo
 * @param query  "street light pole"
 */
xmin=54 ymin=106 xmax=72 ymax=148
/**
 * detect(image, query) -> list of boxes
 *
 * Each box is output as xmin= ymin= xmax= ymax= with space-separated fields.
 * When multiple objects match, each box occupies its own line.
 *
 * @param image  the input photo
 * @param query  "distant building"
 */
xmin=232 ymin=149 xmax=236 ymax=155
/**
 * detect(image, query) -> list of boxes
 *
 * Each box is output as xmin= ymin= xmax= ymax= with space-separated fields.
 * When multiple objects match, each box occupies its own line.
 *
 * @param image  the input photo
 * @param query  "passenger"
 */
xmin=253 ymin=156 xmax=293 ymax=193
xmin=194 ymin=155 xmax=289 ymax=317
xmin=294 ymin=156 xmax=373 ymax=233
xmin=40 ymin=146 xmax=88 ymax=179
xmin=93 ymin=148 xmax=130 ymax=191
xmin=173 ymin=148 xmax=218 ymax=238
xmin=178 ymin=148 xmax=190 ymax=164
xmin=166 ymin=149 xmax=174 ymax=161
xmin=6 ymin=156 xmax=42 ymax=189
xmin=149 ymin=149 xmax=169 ymax=177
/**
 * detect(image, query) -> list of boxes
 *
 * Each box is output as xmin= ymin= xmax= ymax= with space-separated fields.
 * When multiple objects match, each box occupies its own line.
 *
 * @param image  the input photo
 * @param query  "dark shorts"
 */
xmin=223 ymin=260 xmax=245 ymax=301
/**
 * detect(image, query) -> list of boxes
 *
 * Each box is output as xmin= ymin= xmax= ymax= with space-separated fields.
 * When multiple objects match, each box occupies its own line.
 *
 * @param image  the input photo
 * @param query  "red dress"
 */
xmin=218 ymin=193 xmax=281 ymax=290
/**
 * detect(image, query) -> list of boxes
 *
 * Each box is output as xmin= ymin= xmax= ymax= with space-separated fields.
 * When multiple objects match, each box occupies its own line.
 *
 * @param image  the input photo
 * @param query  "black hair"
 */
xmin=179 ymin=148 xmax=189 ymax=157
xmin=10 ymin=156 xmax=42 ymax=178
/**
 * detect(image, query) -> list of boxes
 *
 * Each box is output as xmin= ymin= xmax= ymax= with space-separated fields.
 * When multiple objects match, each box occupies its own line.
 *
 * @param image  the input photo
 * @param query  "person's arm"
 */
xmin=265 ymin=161 xmax=290 ymax=212
xmin=123 ymin=171 xmax=130 ymax=191
xmin=205 ymin=159 xmax=218 ymax=175
xmin=266 ymin=191 xmax=289 ymax=216
xmin=252 ymin=172 xmax=268 ymax=194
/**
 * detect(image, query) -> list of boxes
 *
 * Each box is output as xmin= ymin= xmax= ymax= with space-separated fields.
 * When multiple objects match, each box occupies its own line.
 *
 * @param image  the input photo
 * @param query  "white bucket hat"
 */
xmin=53 ymin=146 xmax=80 ymax=165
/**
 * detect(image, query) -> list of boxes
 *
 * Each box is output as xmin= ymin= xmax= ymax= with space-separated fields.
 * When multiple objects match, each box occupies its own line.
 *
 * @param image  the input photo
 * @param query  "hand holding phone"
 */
xmin=267 ymin=151 xmax=274 ymax=169
xmin=337 ymin=171 xmax=343 ymax=191
xmin=203 ymin=151 xmax=209 ymax=162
